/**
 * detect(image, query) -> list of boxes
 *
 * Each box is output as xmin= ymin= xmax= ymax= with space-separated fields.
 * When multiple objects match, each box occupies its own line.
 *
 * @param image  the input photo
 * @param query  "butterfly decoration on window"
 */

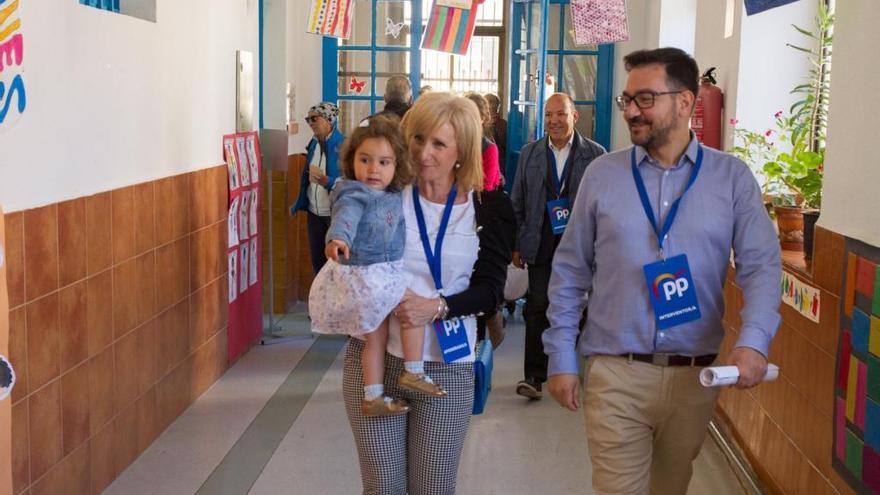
xmin=385 ymin=17 xmax=405 ymax=39
xmin=350 ymin=76 xmax=366 ymax=94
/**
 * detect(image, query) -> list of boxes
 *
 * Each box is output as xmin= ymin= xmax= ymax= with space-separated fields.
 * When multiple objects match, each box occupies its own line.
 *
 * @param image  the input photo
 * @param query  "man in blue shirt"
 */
xmin=543 ymin=48 xmax=781 ymax=494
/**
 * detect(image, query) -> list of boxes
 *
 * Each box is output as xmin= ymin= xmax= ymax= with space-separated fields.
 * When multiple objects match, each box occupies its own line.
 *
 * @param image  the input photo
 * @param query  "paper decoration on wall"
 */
xmin=781 ymin=270 xmax=821 ymax=323
xmin=249 ymin=189 xmax=259 ymax=236
xmin=306 ymin=0 xmax=354 ymax=39
xmin=436 ymin=0 xmax=473 ymax=8
xmin=246 ymin=135 xmax=260 ymax=184
xmin=236 ymin=136 xmax=251 ymax=186
xmin=228 ymin=197 xmax=240 ymax=248
xmin=239 ymin=191 xmax=250 ymax=240
xmin=422 ymin=0 xmax=484 ymax=56
xmin=0 ymin=355 xmax=15 ymax=401
xmin=385 ymin=17 xmax=405 ymax=39
xmin=249 ymin=238 xmax=258 ymax=287
xmin=0 ymin=0 xmax=27 ymax=133
xmin=349 ymin=76 xmax=366 ymax=94
xmin=570 ymin=0 xmax=629 ymax=46
xmin=228 ymin=250 xmax=238 ymax=302
xmin=239 ymin=243 xmax=249 ymax=294
xmin=744 ymin=0 xmax=800 ymax=16
xmin=833 ymin=239 xmax=880 ymax=494
xmin=224 ymin=138 xmax=241 ymax=190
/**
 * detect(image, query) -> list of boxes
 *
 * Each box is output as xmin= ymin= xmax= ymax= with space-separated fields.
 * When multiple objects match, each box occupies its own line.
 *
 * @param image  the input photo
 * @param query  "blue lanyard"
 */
xmin=412 ymin=184 xmax=458 ymax=291
xmin=547 ymin=146 xmax=570 ymax=198
xmin=630 ymin=146 xmax=703 ymax=259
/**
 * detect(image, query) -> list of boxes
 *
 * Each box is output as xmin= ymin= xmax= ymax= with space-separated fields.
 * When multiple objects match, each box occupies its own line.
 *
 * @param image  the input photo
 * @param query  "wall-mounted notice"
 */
xmin=236 ymin=136 xmax=251 ymax=186
xmin=781 ymin=270 xmax=821 ymax=323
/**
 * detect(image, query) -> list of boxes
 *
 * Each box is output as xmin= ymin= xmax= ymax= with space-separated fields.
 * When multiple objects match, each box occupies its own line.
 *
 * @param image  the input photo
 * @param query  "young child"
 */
xmin=308 ymin=115 xmax=447 ymax=417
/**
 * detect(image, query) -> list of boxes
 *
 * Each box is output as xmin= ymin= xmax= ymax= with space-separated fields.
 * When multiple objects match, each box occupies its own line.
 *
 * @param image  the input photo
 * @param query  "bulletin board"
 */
xmin=223 ymin=132 xmax=264 ymax=362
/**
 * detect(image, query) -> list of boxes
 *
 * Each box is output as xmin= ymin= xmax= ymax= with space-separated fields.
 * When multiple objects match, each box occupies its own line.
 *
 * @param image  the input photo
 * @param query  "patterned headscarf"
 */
xmin=308 ymin=102 xmax=340 ymax=126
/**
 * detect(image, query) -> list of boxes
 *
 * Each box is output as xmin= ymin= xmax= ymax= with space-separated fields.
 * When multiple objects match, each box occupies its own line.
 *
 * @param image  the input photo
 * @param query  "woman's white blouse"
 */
xmin=385 ymin=185 xmax=480 ymax=363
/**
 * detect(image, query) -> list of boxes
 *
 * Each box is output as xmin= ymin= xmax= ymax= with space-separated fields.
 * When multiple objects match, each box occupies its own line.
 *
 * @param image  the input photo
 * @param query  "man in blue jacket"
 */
xmin=291 ymin=102 xmax=344 ymax=274
xmin=510 ymin=93 xmax=605 ymax=399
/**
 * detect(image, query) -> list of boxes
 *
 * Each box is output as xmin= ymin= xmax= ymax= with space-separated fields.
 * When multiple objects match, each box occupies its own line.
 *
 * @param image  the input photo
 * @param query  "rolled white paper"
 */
xmin=699 ymin=364 xmax=779 ymax=387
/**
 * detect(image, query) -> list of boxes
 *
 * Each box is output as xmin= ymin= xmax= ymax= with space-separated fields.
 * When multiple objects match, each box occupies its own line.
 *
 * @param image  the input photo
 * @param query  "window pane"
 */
xmin=341 ymin=0 xmax=373 ymax=46
xmin=574 ymin=104 xmax=595 ymax=140
xmin=420 ymin=50 xmax=453 ymax=93
xmin=377 ymin=2 xmax=410 ymax=47
xmin=563 ymin=56 xmax=597 ymax=101
xmin=476 ymin=0 xmax=503 ymax=26
xmin=338 ymin=51 xmax=374 ymax=96
xmin=547 ymin=4 xmax=563 ymax=51
xmin=376 ymin=51 xmax=410 ymax=86
xmin=338 ymin=99 xmax=374 ymax=135
xmin=451 ymin=36 xmax=499 ymax=94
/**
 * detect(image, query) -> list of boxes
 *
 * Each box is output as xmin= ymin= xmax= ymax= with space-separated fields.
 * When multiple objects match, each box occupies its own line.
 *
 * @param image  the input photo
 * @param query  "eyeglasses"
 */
xmin=305 ymin=115 xmax=321 ymax=124
xmin=614 ymin=91 xmax=683 ymax=111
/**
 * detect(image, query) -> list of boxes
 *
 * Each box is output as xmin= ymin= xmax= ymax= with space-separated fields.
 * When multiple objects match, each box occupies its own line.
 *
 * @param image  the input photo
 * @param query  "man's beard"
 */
xmin=628 ymin=112 xmax=677 ymax=150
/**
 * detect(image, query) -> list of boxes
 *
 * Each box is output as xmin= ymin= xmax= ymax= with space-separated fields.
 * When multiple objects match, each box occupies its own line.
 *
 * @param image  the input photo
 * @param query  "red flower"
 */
xmin=774 ymin=110 xmax=783 ymax=118
xmin=765 ymin=129 xmax=773 ymax=137
xmin=729 ymin=118 xmax=739 ymax=125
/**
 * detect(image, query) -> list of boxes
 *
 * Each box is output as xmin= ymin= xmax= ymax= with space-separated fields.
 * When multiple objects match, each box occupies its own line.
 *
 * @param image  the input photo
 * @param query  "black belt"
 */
xmin=620 ymin=353 xmax=717 ymax=367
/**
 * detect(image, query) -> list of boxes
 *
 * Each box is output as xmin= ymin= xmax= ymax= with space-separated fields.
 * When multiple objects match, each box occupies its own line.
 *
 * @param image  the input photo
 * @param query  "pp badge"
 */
xmin=643 ymin=254 xmax=702 ymax=330
xmin=433 ymin=319 xmax=471 ymax=363
xmin=546 ymin=198 xmax=571 ymax=235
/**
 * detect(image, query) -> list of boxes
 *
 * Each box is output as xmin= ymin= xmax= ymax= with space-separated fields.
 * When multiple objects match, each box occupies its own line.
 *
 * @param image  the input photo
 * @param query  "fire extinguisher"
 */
xmin=693 ymin=67 xmax=723 ymax=150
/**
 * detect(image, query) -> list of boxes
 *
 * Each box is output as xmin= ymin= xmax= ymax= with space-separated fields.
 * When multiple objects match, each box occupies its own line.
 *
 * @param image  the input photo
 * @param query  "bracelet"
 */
xmin=437 ymin=296 xmax=450 ymax=321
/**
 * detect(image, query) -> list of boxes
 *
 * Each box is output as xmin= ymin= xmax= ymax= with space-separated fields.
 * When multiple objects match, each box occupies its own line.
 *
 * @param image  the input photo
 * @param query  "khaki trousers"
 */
xmin=583 ymin=355 xmax=720 ymax=495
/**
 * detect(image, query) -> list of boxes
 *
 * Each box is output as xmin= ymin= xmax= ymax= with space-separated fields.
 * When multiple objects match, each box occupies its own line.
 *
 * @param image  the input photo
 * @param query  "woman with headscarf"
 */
xmin=291 ymin=102 xmax=344 ymax=274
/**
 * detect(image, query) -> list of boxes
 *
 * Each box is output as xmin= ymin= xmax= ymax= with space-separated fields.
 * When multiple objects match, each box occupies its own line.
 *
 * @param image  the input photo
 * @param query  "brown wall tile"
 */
xmin=135 ymin=252 xmax=156 ymax=328
xmin=85 ymin=192 xmax=112 ymax=275
xmin=60 ymin=362 xmax=91 ymax=457
xmin=89 ymin=424 xmax=115 ymax=495
xmin=112 ymin=186 xmax=135 ymax=265
xmin=190 ymin=222 xmax=223 ymax=291
xmin=29 ymin=380 xmax=63 ymax=481
xmin=9 ymin=307 xmax=28 ymax=403
xmin=86 ymin=270 xmax=113 ymax=357
xmin=12 ymin=401 xmax=29 ymax=495
xmin=134 ymin=388 xmax=157 ymax=455
xmin=59 ymin=282 xmax=88 ymax=372
xmin=133 ymin=182 xmax=156 ymax=255
xmin=189 ymin=278 xmax=220 ymax=353
xmin=57 ymin=198 xmax=87 ymax=288
xmin=24 ymin=205 xmax=59 ymax=302
xmin=155 ymin=356 xmax=192 ymax=434
xmin=156 ymin=237 xmax=189 ymax=312
xmin=26 ymin=294 xmax=60 ymax=392
xmin=813 ymin=226 xmax=846 ymax=294
xmin=114 ymin=328 xmax=140 ymax=415
xmin=112 ymin=402 xmax=139 ymax=476
xmin=156 ymin=300 xmax=190 ymax=378
xmin=136 ymin=320 xmax=158 ymax=396
xmin=112 ymin=258 xmax=138 ymax=338
xmin=6 ymin=212 xmax=25 ymax=308
xmin=189 ymin=167 xmax=224 ymax=232
xmin=87 ymin=347 xmax=114 ymax=436
xmin=31 ymin=443 xmax=90 ymax=495
xmin=155 ymin=174 xmax=190 ymax=246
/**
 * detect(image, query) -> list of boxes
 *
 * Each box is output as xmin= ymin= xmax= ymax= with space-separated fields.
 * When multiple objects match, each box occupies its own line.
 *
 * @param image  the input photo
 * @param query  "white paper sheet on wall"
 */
xmin=228 ymin=197 xmax=240 ymax=248
xmin=249 ymin=190 xmax=259 ymax=236
xmin=246 ymin=135 xmax=260 ymax=183
xmin=249 ymin=238 xmax=258 ymax=286
xmin=224 ymin=139 xmax=240 ymax=191
xmin=239 ymin=191 xmax=250 ymax=240
xmin=228 ymin=250 xmax=238 ymax=302
xmin=236 ymin=136 xmax=251 ymax=186
xmin=239 ymin=243 xmax=249 ymax=294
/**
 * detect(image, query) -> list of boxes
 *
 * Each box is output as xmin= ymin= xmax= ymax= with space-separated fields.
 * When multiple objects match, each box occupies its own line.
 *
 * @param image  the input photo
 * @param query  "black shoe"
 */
xmin=516 ymin=378 xmax=543 ymax=400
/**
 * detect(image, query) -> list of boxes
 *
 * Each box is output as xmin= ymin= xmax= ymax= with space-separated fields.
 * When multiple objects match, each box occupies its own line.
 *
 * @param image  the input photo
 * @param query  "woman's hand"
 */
xmin=395 ymin=290 xmax=441 ymax=327
xmin=324 ymin=240 xmax=350 ymax=262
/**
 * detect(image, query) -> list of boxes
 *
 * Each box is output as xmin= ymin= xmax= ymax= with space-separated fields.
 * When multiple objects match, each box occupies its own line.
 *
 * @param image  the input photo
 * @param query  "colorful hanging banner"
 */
xmin=570 ymin=0 xmax=629 ymax=46
xmin=306 ymin=0 xmax=354 ymax=40
xmin=421 ymin=0 xmax=484 ymax=56
xmin=781 ymin=270 xmax=821 ymax=323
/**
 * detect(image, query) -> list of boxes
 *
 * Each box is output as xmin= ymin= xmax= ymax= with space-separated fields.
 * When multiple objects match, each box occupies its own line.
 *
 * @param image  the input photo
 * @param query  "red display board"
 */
xmin=222 ymin=132 xmax=264 ymax=363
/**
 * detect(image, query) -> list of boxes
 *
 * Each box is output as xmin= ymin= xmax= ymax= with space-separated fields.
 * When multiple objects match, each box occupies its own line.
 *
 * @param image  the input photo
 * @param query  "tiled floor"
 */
xmin=106 ymin=311 xmax=748 ymax=495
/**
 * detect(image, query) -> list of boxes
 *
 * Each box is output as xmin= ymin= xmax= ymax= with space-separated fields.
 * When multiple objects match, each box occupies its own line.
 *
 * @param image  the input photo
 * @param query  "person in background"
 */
xmin=510 ymin=92 xmax=605 ymax=400
xmin=381 ymin=74 xmax=413 ymax=120
xmin=464 ymin=93 xmax=502 ymax=192
xmin=290 ymin=102 xmax=344 ymax=275
xmin=484 ymin=93 xmax=507 ymax=182
xmin=419 ymin=85 xmax=433 ymax=96
xmin=544 ymin=47 xmax=781 ymax=495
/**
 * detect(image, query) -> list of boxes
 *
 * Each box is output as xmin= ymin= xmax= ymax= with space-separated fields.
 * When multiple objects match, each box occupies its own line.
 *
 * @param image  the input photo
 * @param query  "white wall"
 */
xmin=263 ymin=0 xmax=287 ymax=131
xmin=0 ymin=0 xmax=259 ymax=212
xmin=735 ymin=0 xmax=813 ymax=146
xmin=817 ymin=0 xmax=880 ymax=247
xmin=610 ymin=0 xmax=655 ymax=151
xmin=658 ymin=0 xmax=697 ymax=55
xmin=286 ymin=0 xmax=324 ymax=154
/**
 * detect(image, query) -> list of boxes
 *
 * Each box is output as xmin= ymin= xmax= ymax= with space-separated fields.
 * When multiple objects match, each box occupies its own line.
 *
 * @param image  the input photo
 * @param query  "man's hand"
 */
xmin=324 ymin=240 xmax=349 ymax=262
xmin=512 ymin=251 xmax=524 ymax=269
xmin=729 ymin=347 xmax=768 ymax=389
xmin=547 ymin=374 xmax=580 ymax=411
xmin=309 ymin=165 xmax=329 ymax=186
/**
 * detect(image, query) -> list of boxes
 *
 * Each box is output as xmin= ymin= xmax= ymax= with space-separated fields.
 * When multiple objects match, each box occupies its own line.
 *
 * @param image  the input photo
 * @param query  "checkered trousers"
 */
xmin=343 ymin=338 xmax=474 ymax=495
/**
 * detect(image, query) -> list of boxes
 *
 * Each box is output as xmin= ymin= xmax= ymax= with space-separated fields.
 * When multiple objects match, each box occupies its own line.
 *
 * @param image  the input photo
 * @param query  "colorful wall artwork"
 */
xmin=306 ymin=0 xmax=354 ymax=40
xmin=782 ymin=270 xmax=821 ymax=323
xmin=421 ymin=0 xmax=484 ymax=56
xmin=834 ymin=238 xmax=880 ymax=494
xmin=0 ymin=0 xmax=26 ymax=132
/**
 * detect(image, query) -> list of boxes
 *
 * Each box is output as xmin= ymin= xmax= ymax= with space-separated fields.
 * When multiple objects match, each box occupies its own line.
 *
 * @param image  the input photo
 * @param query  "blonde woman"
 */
xmin=342 ymin=92 xmax=515 ymax=494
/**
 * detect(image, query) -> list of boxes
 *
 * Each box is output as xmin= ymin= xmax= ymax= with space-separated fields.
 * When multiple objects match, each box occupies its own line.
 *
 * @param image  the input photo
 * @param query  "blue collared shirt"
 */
xmin=544 ymin=136 xmax=782 ymax=376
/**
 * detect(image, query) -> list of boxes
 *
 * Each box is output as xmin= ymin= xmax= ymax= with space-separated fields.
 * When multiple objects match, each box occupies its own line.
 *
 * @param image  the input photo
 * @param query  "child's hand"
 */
xmin=325 ymin=240 xmax=350 ymax=261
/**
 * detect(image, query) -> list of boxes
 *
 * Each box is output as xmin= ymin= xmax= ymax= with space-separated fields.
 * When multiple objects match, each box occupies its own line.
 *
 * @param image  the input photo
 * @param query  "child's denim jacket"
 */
xmin=326 ymin=179 xmax=405 ymax=266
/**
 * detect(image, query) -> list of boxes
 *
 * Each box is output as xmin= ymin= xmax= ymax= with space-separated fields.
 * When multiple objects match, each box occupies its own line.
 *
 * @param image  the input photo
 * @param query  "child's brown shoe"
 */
xmin=362 ymin=396 xmax=410 ymax=417
xmin=398 ymin=371 xmax=448 ymax=397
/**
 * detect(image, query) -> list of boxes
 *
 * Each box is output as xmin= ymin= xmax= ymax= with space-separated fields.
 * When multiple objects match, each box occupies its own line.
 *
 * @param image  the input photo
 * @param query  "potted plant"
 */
xmin=730 ymin=2 xmax=832 ymax=258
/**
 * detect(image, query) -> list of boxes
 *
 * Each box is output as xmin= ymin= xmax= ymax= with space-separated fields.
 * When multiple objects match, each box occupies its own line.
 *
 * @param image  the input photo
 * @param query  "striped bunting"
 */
xmin=421 ymin=0 xmax=483 ymax=56
xmin=306 ymin=0 xmax=354 ymax=40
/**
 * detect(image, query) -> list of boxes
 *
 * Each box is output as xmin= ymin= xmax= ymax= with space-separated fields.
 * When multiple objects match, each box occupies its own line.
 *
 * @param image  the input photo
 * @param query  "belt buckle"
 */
xmin=652 ymin=353 xmax=671 ymax=366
